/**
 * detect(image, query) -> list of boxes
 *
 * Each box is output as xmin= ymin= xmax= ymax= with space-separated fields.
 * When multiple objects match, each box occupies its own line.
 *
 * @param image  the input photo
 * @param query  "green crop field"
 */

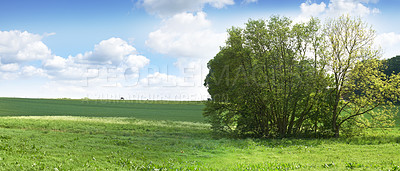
xmin=0 ymin=98 xmax=399 ymax=170
xmin=0 ymin=98 xmax=205 ymax=122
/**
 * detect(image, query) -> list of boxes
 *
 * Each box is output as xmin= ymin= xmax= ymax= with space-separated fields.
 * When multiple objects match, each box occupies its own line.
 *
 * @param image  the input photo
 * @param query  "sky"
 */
xmin=0 ymin=0 xmax=399 ymax=100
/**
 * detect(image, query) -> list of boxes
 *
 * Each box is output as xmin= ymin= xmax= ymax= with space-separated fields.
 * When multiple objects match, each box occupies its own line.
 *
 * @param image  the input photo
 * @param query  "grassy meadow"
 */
xmin=0 ymin=98 xmax=400 ymax=170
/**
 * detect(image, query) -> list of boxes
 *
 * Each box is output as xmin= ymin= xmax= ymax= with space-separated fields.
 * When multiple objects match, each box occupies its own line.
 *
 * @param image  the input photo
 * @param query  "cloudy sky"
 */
xmin=0 ymin=0 xmax=399 ymax=100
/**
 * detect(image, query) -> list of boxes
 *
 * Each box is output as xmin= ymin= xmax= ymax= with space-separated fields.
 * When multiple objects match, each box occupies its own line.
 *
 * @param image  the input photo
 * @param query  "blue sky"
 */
xmin=0 ymin=0 xmax=399 ymax=100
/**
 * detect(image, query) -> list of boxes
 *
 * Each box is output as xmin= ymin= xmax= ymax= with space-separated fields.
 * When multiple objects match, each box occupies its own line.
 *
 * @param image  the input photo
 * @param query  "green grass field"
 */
xmin=0 ymin=98 xmax=205 ymax=122
xmin=0 ymin=98 xmax=399 ymax=170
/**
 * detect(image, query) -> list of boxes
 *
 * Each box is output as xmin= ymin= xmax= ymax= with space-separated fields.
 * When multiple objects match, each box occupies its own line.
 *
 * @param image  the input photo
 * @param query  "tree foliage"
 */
xmin=204 ymin=15 xmax=399 ymax=138
xmin=324 ymin=15 xmax=398 ymax=137
xmin=383 ymin=55 xmax=400 ymax=76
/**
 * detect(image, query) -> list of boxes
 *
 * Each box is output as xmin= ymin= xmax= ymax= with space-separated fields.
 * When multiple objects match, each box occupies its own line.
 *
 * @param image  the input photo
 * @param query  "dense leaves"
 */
xmin=204 ymin=15 xmax=399 ymax=138
xmin=384 ymin=55 xmax=400 ymax=76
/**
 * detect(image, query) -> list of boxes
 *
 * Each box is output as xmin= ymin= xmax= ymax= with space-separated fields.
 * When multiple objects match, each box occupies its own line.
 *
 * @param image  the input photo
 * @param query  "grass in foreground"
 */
xmin=0 ymin=116 xmax=400 ymax=170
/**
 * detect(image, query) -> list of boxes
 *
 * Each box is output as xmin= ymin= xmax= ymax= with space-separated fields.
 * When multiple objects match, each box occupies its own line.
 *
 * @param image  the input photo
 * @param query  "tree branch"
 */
xmin=338 ymin=103 xmax=381 ymax=127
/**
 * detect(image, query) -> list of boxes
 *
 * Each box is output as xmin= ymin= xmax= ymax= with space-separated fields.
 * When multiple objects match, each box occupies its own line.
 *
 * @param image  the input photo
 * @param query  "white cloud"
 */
xmin=137 ymin=2 xmax=233 ymax=101
xmin=301 ymin=1 xmax=327 ymax=17
xmin=0 ymin=34 xmax=151 ymax=85
xmin=296 ymin=1 xmax=327 ymax=23
xmin=327 ymin=0 xmax=372 ymax=17
xmin=146 ymin=12 xmax=226 ymax=59
xmin=45 ymin=37 xmax=150 ymax=81
xmin=242 ymin=0 xmax=258 ymax=4
xmin=77 ymin=37 xmax=139 ymax=66
xmin=0 ymin=30 xmax=208 ymax=100
xmin=208 ymin=0 xmax=234 ymax=8
xmin=138 ymin=0 xmax=234 ymax=17
xmin=139 ymin=72 xmax=184 ymax=86
xmin=0 ymin=63 xmax=20 ymax=72
xmin=0 ymin=72 xmax=18 ymax=80
xmin=20 ymin=66 xmax=47 ymax=77
xmin=0 ymin=30 xmax=51 ymax=64
xmin=45 ymin=63 xmax=88 ymax=80
xmin=124 ymin=55 xmax=150 ymax=68
xmin=0 ymin=30 xmax=53 ymax=79
xmin=43 ymin=56 xmax=67 ymax=70
xmin=296 ymin=0 xmax=380 ymax=23
xmin=372 ymin=8 xmax=380 ymax=14
xmin=0 ymin=64 xmax=47 ymax=79
xmin=145 ymin=12 xmax=224 ymax=100
xmin=375 ymin=32 xmax=400 ymax=58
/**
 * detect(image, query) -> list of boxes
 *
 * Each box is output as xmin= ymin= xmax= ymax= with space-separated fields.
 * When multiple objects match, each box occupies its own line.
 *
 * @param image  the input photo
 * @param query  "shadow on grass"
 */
xmin=209 ymin=128 xmax=400 ymax=149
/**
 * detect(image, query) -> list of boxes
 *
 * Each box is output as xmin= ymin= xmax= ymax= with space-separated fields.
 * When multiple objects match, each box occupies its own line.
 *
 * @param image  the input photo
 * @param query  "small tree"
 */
xmin=324 ymin=15 xmax=397 ymax=137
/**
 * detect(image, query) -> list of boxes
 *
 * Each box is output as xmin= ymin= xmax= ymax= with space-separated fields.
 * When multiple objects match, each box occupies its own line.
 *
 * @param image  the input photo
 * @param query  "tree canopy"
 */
xmin=204 ymin=15 xmax=399 ymax=138
xmin=384 ymin=55 xmax=400 ymax=76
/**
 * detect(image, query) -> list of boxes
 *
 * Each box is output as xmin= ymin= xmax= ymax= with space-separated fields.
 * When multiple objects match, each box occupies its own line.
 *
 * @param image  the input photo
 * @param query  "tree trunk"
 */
xmin=334 ymin=125 xmax=340 ymax=138
xmin=332 ymin=115 xmax=337 ymax=137
xmin=332 ymin=92 xmax=340 ymax=138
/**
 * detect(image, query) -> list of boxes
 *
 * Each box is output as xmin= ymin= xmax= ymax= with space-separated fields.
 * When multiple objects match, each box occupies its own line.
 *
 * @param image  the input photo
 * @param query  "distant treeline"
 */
xmin=383 ymin=55 xmax=400 ymax=76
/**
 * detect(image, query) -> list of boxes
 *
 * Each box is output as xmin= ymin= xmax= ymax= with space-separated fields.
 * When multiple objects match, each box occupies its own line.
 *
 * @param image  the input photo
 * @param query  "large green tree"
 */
xmin=204 ymin=16 xmax=329 ymax=138
xmin=204 ymin=15 xmax=398 ymax=138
